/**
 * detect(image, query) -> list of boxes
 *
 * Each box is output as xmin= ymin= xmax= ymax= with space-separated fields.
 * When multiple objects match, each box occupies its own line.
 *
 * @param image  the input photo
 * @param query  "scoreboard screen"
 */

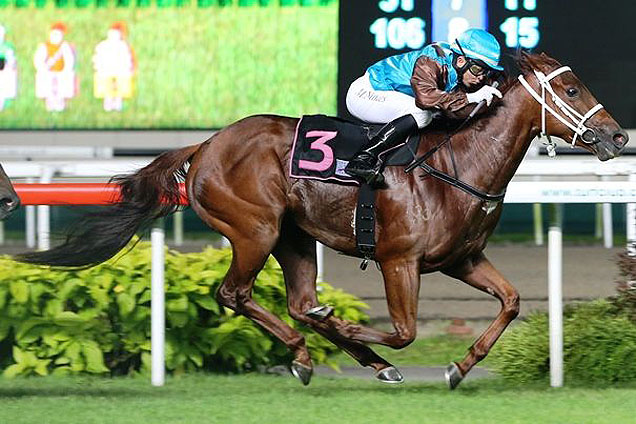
xmin=0 ymin=2 xmax=338 ymax=130
xmin=338 ymin=0 xmax=636 ymax=128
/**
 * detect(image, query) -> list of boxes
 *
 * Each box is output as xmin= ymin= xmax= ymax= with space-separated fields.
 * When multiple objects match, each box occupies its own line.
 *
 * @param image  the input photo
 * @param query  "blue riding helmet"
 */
xmin=450 ymin=28 xmax=504 ymax=71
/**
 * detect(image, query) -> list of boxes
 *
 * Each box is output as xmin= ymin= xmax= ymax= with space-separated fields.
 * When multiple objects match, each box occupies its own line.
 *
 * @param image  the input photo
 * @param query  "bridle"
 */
xmin=405 ymin=65 xmax=605 ymax=206
xmin=518 ymin=66 xmax=604 ymax=156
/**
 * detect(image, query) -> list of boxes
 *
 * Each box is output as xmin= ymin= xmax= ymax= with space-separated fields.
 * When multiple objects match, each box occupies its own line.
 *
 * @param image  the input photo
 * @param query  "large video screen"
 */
xmin=0 ymin=1 xmax=338 ymax=129
xmin=339 ymin=0 xmax=636 ymax=128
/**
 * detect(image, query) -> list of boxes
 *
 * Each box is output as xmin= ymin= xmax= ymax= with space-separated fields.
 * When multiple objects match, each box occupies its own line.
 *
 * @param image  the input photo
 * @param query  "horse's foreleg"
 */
xmin=443 ymin=253 xmax=520 ymax=389
xmin=315 ymin=259 xmax=420 ymax=360
xmin=307 ymin=258 xmax=420 ymax=383
xmin=272 ymin=223 xmax=395 ymax=376
xmin=319 ymin=259 xmax=420 ymax=348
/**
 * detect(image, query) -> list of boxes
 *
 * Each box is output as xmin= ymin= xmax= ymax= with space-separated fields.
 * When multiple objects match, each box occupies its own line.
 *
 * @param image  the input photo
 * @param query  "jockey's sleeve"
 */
xmin=410 ymin=56 xmax=472 ymax=120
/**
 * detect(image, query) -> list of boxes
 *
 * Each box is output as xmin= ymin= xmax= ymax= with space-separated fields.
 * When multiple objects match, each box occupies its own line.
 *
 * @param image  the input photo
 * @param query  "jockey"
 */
xmin=345 ymin=28 xmax=504 ymax=185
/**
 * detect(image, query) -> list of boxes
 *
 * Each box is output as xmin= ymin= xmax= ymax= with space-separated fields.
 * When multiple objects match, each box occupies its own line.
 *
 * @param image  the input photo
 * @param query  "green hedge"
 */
xmin=0 ymin=243 xmax=368 ymax=377
xmin=491 ymin=300 xmax=636 ymax=385
xmin=614 ymin=252 xmax=636 ymax=322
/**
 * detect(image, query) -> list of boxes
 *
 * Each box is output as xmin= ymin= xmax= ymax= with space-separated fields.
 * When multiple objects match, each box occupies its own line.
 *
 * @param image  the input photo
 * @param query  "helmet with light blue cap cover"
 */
xmin=450 ymin=28 xmax=504 ymax=72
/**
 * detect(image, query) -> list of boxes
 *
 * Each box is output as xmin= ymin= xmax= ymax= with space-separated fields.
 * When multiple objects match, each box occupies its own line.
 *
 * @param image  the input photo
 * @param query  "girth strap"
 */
xmin=355 ymin=182 xmax=376 ymax=269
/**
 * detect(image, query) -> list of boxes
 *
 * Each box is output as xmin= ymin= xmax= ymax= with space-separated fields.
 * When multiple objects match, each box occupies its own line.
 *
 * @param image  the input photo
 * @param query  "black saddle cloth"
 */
xmin=290 ymin=114 xmax=420 ymax=185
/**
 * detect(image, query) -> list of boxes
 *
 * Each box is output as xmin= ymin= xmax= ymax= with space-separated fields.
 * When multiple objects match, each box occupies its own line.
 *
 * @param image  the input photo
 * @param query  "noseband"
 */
xmin=518 ymin=66 xmax=604 ymax=155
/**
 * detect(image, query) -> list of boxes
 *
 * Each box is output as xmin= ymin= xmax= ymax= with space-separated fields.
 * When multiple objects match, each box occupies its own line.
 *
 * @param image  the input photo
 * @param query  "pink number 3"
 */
xmin=298 ymin=130 xmax=338 ymax=172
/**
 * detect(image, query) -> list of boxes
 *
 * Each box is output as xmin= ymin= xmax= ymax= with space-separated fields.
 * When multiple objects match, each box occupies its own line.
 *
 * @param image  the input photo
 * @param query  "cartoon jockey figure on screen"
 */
xmin=0 ymin=24 xmax=18 ymax=111
xmin=92 ymin=22 xmax=136 ymax=112
xmin=33 ymin=22 xmax=77 ymax=112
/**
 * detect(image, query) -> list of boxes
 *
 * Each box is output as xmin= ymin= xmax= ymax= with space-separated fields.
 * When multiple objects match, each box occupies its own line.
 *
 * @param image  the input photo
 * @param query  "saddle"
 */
xmin=289 ymin=114 xmax=420 ymax=185
xmin=290 ymin=114 xmax=423 ymax=266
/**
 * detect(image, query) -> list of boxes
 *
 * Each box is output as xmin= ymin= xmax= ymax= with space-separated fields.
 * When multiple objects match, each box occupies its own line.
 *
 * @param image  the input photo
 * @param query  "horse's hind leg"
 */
xmin=214 ymin=234 xmax=313 ymax=385
xmin=443 ymin=253 xmax=520 ymax=390
xmin=272 ymin=220 xmax=399 ymax=381
xmin=186 ymin=132 xmax=314 ymax=385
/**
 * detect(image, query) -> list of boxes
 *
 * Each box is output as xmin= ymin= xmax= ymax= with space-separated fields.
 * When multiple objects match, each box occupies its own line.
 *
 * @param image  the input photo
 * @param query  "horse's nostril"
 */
xmin=0 ymin=196 xmax=19 ymax=211
xmin=613 ymin=131 xmax=628 ymax=147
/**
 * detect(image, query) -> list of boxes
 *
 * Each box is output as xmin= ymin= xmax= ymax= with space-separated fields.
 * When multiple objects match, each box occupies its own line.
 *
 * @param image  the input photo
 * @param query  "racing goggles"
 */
xmin=455 ymin=40 xmax=499 ymax=78
xmin=466 ymin=60 xmax=488 ymax=77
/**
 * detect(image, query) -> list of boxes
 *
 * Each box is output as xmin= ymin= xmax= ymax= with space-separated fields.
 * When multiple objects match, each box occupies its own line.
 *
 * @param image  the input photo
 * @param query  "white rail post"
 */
xmin=533 ymin=204 xmax=543 ymax=246
xmin=316 ymin=242 xmax=324 ymax=283
xmin=548 ymin=203 xmax=564 ymax=388
xmin=628 ymin=174 xmax=636 ymax=257
xmin=533 ymin=176 xmax=543 ymax=246
xmin=151 ymin=218 xmax=166 ymax=387
xmin=173 ymin=210 xmax=184 ymax=246
xmin=25 ymin=178 xmax=36 ymax=248
xmin=594 ymin=203 xmax=603 ymax=239
xmin=36 ymin=204 xmax=50 ymax=251
xmin=601 ymin=176 xmax=613 ymax=248
xmin=37 ymin=166 xmax=55 ymax=251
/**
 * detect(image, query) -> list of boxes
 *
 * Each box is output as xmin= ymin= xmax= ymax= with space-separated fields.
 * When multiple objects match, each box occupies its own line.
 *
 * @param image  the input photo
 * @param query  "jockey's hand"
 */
xmin=466 ymin=85 xmax=503 ymax=106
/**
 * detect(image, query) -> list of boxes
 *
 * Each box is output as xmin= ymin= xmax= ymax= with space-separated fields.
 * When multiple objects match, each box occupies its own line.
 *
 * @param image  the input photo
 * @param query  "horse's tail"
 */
xmin=16 ymin=144 xmax=202 ymax=268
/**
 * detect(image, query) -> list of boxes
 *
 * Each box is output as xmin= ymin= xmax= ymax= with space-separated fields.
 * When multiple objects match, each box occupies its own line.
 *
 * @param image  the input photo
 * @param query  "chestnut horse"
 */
xmin=0 ymin=163 xmax=19 ymax=220
xmin=17 ymin=53 xmax=629 ymax=389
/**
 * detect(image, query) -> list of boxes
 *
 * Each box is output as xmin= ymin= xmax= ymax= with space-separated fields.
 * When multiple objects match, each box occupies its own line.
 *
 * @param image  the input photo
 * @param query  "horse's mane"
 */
xmin=498 ymin=51 xmax=563 ymax=95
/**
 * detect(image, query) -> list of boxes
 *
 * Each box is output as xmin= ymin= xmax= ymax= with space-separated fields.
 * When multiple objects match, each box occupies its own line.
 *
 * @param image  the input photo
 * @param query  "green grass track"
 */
xmin=0 ymin=374 xmax=635 ymax=424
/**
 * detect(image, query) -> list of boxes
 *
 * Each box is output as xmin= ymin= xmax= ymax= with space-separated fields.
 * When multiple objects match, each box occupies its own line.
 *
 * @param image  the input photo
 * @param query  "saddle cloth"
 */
xmin=289 ymin=114 xmax=419 ymax=185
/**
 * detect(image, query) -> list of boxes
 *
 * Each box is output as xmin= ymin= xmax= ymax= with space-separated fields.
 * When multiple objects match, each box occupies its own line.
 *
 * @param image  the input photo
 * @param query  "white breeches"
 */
xmin=346 ymin=73 xmax=433 ymax=129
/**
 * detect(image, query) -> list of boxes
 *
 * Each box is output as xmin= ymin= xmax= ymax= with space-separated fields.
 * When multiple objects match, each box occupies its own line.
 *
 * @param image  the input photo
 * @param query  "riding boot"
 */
xmin=345 ymin=114 xmax=418 ymax=185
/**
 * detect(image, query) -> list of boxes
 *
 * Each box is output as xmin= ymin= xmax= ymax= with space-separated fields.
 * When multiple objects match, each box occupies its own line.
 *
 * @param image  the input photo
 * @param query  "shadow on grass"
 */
xmin=297 ymin=375 xmax=591 ymax=398
xmin=2 ymin=373 xmax=634 ymax=400
xmin=0 ymin=376 xmax=171 ymax=399
xmin=0 ymin=386 xmax=164 ymax=399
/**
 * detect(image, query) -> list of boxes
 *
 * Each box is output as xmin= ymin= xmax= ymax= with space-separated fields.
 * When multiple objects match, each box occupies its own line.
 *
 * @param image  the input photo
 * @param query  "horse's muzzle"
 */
xmin=593 ymin=127 xmax=629 ymax=161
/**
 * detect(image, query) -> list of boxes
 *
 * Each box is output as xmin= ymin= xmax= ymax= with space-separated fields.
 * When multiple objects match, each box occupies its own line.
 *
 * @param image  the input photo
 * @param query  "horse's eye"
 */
xmin=566 ymin=87 xmax=579 ymax=98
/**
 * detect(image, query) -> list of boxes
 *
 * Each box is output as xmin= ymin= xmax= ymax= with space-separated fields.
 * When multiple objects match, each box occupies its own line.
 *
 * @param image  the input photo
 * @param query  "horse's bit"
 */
xmin=518 ymin=66 xmax=604 ymax=157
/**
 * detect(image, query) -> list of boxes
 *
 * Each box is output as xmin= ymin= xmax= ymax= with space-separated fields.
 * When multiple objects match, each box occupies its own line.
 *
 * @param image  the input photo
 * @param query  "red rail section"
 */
xmin=13 ymin=183 xmax=189 ymax=206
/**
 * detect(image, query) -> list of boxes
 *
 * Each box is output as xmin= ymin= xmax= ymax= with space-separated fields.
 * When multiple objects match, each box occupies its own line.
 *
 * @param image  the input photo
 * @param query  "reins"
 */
xmin=405 ymin=64 xmax=605 ymax=202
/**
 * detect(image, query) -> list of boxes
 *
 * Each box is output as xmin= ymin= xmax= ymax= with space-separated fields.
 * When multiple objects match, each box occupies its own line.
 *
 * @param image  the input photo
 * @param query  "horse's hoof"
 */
xmin=305 ymin=305 xmax=334 ymax=321
xmin=375 ymin=366 xmax=404 ymax=384
xmin=445 ymin=362 xmax=464 ymax=390
xmin=290 ymin=360 xmax=313 ymax=386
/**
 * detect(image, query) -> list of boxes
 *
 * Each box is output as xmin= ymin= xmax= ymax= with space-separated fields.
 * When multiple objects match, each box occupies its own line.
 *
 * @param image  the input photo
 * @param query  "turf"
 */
xmin=0 ymin=3 xmax=338 ymax=129
xmin=0 ymin=374 xmax=634 ymax=424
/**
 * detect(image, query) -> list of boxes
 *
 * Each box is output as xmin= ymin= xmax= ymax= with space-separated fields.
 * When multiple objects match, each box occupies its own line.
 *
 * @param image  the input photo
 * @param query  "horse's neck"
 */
xmin=430 ymin=82 xmax=539 ymax=195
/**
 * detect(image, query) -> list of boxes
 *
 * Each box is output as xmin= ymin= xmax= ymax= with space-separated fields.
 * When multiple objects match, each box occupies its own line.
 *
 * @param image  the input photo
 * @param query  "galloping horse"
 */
xmin=0 ymin=163 xmax=19 ymax=220
xmin=17 ymin=52 xmax=629 ymax=388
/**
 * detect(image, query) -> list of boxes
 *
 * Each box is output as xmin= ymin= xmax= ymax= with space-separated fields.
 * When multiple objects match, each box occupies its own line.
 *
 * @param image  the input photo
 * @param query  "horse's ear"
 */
xmin=516 ymin=50 xmax=534 ymax=74
xmin=539 ymin=52 xmax=552 ymax=64
xmin=537 ymin=52 xmax=563 ymax=72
